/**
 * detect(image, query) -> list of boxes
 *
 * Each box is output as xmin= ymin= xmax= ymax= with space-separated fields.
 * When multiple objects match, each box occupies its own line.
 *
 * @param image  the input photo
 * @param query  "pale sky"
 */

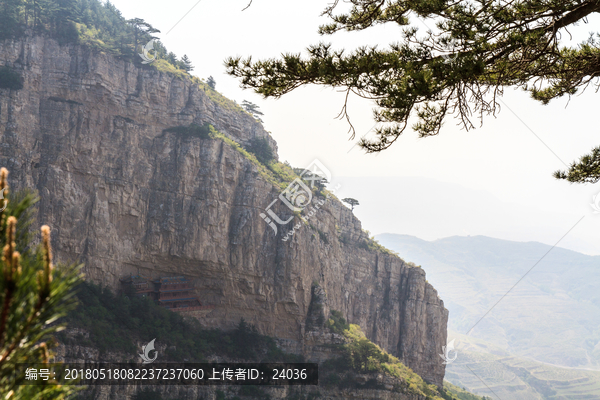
xmin=111 ymin=0 xmax=600 ymax=254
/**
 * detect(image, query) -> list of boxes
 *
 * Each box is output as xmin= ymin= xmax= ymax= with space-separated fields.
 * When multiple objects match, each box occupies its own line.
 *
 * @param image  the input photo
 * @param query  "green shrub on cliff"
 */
xmin=164 ymin=122 xmax=212 ymax=139
xmin=322 ymin=324 xmax=444 ymax=399
xmin=152 ymin=59 xmax=188 ymax=80
xmin=0 ymin=66 xmax=23 ymax=90
xmin=245 ymin=137 xmax=275 ymax=164
xmin=357 ymin=230 xmax=399 ymax=257
xmin=197 ymin=80 xmax=245 ymax=113
xmin=325 ymin=310 xmax=349 ymax=334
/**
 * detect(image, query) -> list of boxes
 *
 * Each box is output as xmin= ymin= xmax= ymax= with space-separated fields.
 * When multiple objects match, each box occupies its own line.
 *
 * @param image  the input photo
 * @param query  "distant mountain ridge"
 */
xmin=376 ymin=233 xmax=600 ymax=369
xmin=334 ymin=175 xmax=599 ymax=256
xmin=376 ymin=233 xmax=600 ymax=398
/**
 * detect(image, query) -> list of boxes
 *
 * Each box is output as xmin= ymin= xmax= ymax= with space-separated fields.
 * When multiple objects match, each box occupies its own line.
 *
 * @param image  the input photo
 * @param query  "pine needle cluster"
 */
xmin=0 ymin=168 xmax=82 ymax=400
xmin=226 ymin=0 xmax=600 ymax=183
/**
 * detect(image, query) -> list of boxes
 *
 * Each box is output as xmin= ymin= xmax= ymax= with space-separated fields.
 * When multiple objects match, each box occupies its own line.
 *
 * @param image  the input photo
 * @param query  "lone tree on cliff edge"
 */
xmin=180 ymin=54 xmax=194 ymax=72
xmin=241 ymin=100 xmax=264 ymax=122
xmin=343 ymin=198 xmax=360 ymax=212
xmin=226 ymin=0 xmax=600 ymax=184
xmin=207 ymin=76 xmax=216 ymax=90
xmin=127 ymin=18 xmax=160 ymax=56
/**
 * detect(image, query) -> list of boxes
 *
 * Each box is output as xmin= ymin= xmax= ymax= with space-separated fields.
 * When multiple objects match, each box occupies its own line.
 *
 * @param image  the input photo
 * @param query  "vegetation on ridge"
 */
xmin=357 ymin=230 xmax=399 ymax=256
xmin=320 ymin=315 xmax=486 ymax=400
xmin=246 ymin=137 xmax=275 ymax=165
xmin=162 ymin=122 xmax=298 ymax=191
xmin=321 ymin=320 xmax=453 ymax=399
xmin=0 ymin=0 xmax=187 ymax=72
xmin=0 ymin=0 xmax=248 ymax=115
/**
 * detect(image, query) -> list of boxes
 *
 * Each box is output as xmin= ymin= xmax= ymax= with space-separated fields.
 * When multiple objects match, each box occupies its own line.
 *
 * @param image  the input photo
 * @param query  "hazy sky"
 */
xmin=110 ymin=0 xmax=600 ymax=254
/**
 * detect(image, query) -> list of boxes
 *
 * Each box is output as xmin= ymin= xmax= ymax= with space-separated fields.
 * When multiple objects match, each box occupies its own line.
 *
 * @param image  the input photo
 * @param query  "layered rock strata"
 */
xmin=0 ymin=35 xmax=448 ymax=386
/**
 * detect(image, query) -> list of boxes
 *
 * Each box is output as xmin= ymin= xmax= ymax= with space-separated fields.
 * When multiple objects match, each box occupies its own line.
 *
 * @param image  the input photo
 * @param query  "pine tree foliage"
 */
xmin=126 ymin=17 xmax=160 ymax=55
xmin=241 ymin=100 xmax=263 ymax=116
xmin=207 ymin=75 xmax=216 ymax=89
xmin=226 ymin=0 xmax=600 ymax=183
xmin=245 ymin=137 xmax=274 ymax=164
xmin=241 ymin=100 xmax=264 ymax=122
xmin=180 ymin=55 xmax=194 ymax=72
xmin=554 ymin=145 xmax=600 ymax=183
xmin=0 ymin=168 xmax=82 ymax=399
xmin=342 ymin=198 xmax=359 ymax=211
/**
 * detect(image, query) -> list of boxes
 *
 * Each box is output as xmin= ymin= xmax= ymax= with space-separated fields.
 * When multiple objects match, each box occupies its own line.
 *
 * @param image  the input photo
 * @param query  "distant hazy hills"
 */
xmin=376 ymin=234 xmax=600 ymax=369
xmin=334 ymin=176 xmax=598 ymax=255
xmin=376 ymin=233 xmax=600 ymax=398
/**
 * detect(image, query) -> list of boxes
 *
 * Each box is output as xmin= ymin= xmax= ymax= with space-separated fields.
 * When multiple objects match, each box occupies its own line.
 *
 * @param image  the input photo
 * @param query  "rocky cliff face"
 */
xmin=0 ymin=36 xmax=448 ymax=387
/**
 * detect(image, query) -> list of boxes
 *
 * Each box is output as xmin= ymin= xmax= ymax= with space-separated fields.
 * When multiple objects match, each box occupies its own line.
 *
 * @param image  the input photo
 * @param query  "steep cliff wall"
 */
xmin=0 ymin=36 xmax=448 ymax=386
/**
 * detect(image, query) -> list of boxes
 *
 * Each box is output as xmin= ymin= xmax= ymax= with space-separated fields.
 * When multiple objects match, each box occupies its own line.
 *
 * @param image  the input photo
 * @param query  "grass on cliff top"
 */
xmin=75 ymin=23 xmax=113 ymax=54
xmin=152 ymin=59 xmax=188 ymax=79
xmin=355 ymin=229 xmax=399 ymax=257
xmin=322 ymin=323 xmax=444 ymax=399
xmin=195 ymin=79 xmax=246 ymax=114
xmin=163 ymin=122 xmax=299 ymax=191
xmin=9 ymin=0 xmax=253 ymax=124
xmin=208 ymin=125 xmax=295 ymax=190
xmin=74 ymin=7 xmax=250 ymax=117
xmin=57 ymin=281 xmax=299 ymax=364
xmin=321 ymin=320 xmax=484 ymax=400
